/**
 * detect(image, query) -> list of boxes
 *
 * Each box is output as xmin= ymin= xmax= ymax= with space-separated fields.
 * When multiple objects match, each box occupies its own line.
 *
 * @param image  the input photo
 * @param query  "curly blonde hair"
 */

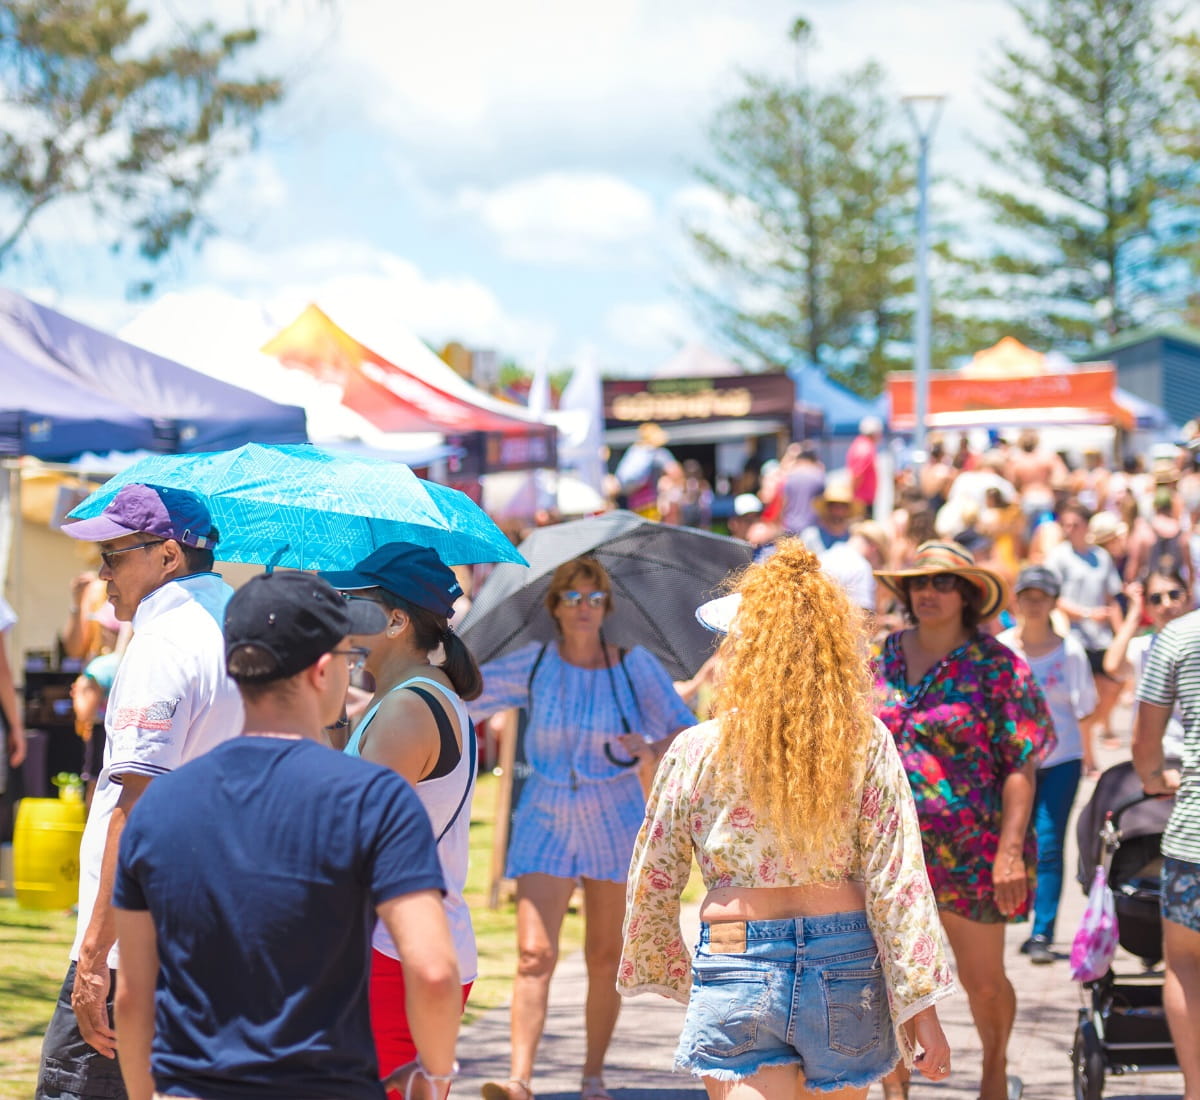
xmin=712 ymin=538 xmax=875 ymax=857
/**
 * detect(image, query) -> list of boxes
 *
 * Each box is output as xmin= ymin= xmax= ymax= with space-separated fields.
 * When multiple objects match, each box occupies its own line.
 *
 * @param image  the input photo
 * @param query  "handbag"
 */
xmin=1070 ymin=865 xmax=1119 ymax=982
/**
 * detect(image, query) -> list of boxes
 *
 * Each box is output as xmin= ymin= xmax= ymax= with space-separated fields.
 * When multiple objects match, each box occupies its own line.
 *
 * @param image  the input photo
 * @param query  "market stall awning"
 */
xmin=0 ymin=290 xmax=308 ymax=459
xmin=886 ymin=337 xmax=1133 ymax=432
xmin=263 ymin=305 xmax=553 ymax=437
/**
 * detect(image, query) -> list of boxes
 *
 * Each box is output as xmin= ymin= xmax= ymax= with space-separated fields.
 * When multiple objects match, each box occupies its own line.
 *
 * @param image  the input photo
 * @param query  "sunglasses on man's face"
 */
xmin=559 ymin=590 xmax=606 ymax=609
xmin=1148 ymin=589 xmax=1185 ymax=607
xmin=906 ymin=573 xmax=961 ymax=594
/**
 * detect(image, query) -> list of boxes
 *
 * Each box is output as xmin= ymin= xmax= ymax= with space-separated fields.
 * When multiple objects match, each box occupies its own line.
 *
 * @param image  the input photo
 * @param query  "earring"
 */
xmin=388 ymin=627 xmax=398 ymax=637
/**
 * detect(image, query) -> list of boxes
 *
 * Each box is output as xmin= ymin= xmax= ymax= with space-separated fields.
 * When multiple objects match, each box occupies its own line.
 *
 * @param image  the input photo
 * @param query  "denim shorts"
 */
xmin=1162 ymin=856 xmax=1200 ymax=932
xmin=676 ymin=911 xmax=898 ymax=1092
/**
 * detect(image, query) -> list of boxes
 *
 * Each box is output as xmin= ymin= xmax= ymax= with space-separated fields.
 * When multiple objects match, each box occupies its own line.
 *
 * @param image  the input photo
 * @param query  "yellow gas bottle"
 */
xmin=13 ymin=796 xmax=86 ymax=910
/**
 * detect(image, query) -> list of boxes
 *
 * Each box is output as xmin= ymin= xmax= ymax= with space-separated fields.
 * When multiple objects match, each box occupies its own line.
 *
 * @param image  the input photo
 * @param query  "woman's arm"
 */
xmin=619 ymin=733 xmax=698 ymax=1002
xmin=361 ymin=691 xmax=443 ymax=786
xmin=857 ymin=722 xmax=956 ymax=1066
xmin=991 ymin=759 xmax=1036 ymax=918
xmin=1103 ymin=582 xmax=1144 ymax=680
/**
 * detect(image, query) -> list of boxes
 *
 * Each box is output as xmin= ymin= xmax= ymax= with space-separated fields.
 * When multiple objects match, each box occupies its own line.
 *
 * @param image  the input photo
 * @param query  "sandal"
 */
xmin=481 ymin=1080 xmax=532 ymax=1100
xmin=581 ymin=1077 xmax=611 ymax=1100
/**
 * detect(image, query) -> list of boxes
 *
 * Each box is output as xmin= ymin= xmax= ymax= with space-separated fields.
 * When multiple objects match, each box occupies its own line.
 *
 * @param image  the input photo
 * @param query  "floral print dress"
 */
xmin=619 ymin=717 xmax=956 ymax=1067
xmin=873 ymin=630 xmax=1054 ymax=922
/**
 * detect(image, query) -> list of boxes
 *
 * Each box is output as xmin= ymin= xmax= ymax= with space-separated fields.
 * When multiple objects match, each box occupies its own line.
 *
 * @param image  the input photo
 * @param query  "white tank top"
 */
xmin=344 ymin=675 xmax=477 ymax=982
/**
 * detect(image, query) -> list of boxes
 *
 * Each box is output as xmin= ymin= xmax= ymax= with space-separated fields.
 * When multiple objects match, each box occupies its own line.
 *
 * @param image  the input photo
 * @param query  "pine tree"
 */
xmin=685 ymin=43 xmax=916 ymax=397
xmin=977 ymin=0 xmax=1192 ymax=350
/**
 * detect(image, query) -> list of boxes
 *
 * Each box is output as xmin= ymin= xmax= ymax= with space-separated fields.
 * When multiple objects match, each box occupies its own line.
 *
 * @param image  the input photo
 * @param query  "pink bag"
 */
xmin=1070 ymin=865 xmax=1119 ymax=982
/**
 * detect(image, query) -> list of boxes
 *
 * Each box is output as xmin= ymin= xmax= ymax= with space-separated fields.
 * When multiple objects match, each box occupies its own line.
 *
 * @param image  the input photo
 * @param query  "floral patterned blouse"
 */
xmin=619 ymin=716 xmax=955 ymax=1065
xmin=873 ymin=630 xmax=1054 ymax=921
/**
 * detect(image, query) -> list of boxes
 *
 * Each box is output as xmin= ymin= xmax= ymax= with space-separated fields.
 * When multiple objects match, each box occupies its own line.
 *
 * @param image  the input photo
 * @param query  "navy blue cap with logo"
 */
xmin=319 ymin=543 xmax=462 ymax=619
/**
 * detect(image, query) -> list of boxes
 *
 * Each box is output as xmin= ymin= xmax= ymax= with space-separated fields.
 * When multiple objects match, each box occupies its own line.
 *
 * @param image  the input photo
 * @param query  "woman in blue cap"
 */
xmin=319 ymin=543 xmax=481 ymax=1093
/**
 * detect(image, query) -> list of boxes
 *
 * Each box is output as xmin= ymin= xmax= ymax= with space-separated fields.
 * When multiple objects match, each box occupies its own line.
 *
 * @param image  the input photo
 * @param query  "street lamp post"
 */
xmin=902 ymin=95 xmax=945 ymax=464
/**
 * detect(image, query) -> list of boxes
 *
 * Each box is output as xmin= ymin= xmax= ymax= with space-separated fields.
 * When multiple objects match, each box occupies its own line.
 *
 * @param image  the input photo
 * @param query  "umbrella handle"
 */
xmin=604 ymin=742 xmax=639 ymax=769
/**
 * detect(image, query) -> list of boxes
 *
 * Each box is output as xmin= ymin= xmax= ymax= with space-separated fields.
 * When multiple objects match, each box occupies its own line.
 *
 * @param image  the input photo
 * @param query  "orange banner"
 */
xmin=887 ymin=367 xmax=1132 ymax=430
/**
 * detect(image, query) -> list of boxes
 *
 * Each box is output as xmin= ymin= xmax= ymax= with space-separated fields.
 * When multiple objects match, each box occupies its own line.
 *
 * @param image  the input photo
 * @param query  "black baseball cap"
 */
xmin=319 ymin=543 xmax=462 ymax=619
xmin=224 ymin=572 xmax=388 ymax=683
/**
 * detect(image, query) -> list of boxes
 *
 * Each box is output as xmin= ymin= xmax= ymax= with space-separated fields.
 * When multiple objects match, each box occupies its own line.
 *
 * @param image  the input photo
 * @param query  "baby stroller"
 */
xmin=1071 ymin=759 xmax=1179 ymax=1099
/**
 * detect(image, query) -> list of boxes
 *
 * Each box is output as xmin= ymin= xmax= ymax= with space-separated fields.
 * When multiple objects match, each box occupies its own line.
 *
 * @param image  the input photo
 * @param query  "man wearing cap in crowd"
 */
xmin=37 ymin=483 xmax=244 ymax=1100
xmin=799 ymin=475 xmax=860 ymax=554
xmin=111 ymin=571 xmax=461 ymax=1100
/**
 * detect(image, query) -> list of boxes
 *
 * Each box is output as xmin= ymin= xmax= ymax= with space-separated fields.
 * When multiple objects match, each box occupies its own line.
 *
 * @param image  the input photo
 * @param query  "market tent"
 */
xmin=789 ymin=363 xmax=887 ymax=436
xmin=120 ymin=291 xmax=455 ymax=467
xmin=0 ymin=290 xmax=308 ymax=458
xmin=0 ymin=344 xmax=159 ymax=459
xmin=886 ymin=337 xmax=1134 ymax=431
xmin=263 ymin=304 xmax=556 ymax=440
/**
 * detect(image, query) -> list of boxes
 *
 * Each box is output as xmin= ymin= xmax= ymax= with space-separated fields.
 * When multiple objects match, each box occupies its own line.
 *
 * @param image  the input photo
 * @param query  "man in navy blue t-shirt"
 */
xmin=112 ymin=572 xmax=462 ymax=1100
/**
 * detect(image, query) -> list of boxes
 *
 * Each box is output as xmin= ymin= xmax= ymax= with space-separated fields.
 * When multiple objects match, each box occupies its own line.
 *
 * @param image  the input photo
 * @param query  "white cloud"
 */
xmin=605 ymin=299 xmax=700 ymax=357
xmin=458 ymin=173 xmax=657 ymax=265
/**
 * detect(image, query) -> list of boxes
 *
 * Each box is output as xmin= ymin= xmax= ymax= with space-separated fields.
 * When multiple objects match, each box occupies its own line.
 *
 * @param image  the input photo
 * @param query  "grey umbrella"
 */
xmin=458 ymin=511 xmax=754 ymax=681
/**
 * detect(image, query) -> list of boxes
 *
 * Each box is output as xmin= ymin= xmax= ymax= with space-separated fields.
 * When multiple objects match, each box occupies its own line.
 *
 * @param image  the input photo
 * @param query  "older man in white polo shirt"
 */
xmin=37 ymin=483 xmax=243 ymax=1100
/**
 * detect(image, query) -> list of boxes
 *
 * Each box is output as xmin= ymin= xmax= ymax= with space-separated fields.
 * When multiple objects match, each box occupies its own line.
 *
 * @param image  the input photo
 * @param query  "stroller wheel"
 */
xmin=1072 ymin=1019 xmax=1105 ymax=1100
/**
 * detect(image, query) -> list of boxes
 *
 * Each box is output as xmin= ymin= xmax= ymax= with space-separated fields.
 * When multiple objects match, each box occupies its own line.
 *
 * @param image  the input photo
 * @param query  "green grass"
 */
xmin=0 ymin=896 xmax=75 ymax=1098
xmin=0 ymin=770 xmax=699 ymax=1095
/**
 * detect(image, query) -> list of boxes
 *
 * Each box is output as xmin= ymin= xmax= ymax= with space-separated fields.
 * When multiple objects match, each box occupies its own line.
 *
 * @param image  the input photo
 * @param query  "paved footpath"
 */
xmin=458 ymin=729 xmax=1184 ymax=1100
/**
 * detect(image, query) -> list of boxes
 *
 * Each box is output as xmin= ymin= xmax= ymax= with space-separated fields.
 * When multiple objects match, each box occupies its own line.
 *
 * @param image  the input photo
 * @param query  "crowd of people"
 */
xmin=5 ymin=414 xmax=1200 ymax=1100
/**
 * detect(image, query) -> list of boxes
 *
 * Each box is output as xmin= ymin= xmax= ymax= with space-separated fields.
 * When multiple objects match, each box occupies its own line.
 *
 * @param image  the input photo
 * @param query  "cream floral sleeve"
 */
xmin=859 ymin=718 xmax=957 ymax=1063
xmin=617 ymin=723 xmax=702 ymax=1003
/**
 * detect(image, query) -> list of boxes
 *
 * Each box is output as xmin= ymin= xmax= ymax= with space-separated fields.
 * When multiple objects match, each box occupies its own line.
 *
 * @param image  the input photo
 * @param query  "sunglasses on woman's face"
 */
xmin=906 ymin=573 xmax=960 ymax=593
xmin=559 ymin=590 xmax=606 ymax=609
xmin=1148 ymin=589 xmax=1185 ymax=607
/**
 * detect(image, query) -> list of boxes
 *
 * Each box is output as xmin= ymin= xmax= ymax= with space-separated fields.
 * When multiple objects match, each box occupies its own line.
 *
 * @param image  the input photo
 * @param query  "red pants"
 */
xmin=369 ymin=947 xmax=472 ymax=1094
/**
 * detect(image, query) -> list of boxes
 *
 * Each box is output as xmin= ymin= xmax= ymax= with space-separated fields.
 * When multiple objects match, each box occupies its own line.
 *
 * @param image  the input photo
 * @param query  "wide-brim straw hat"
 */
xmin=874 ymin=539 xmax=1007 ymax=620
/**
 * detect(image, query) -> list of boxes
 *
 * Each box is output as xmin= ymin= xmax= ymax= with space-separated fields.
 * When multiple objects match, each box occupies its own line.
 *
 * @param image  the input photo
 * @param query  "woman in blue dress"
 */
xmin=473 ymin=556 xmax=694 ymax=1100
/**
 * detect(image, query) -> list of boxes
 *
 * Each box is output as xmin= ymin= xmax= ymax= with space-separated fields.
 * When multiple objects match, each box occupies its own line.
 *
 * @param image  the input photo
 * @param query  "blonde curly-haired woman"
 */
xmin=619 ymin=539 xmax=955 ymax=1100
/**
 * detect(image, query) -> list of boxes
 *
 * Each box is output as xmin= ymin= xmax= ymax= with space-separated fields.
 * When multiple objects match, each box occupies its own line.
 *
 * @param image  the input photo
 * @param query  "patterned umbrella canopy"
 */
xmin=66 ymin=442 xmax=526 ymax=570
xmin=459 ymin=511 xmax=753 ymax=680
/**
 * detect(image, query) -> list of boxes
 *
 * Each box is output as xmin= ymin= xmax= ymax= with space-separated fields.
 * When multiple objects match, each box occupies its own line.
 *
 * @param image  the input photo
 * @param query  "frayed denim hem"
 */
xmin=676 ymin=1053 xmax=902 ymax=1092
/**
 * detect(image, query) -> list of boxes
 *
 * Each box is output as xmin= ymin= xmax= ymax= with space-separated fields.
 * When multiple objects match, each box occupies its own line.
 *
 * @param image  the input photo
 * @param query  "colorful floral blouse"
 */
xmin=873 ymin=630 xmax=1054 ymax=921
xmin=619 ymin=716 xmax=956 ymax=1066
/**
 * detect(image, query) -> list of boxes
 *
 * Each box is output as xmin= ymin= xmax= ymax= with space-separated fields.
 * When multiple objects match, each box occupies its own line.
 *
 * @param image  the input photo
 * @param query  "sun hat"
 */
xmin=318 ymin=543 xmax=463 ymax=619
xmin=1086 ymin=512 xmax=1128 ymax=546
xmin=224 ymin=571 xmax=388 ymax=683
xmin=874 ymin=540 xmax=1007 ymax=620
xmin=62 ymin=483 xmax=219 ymax=548
xmin=1015 ymin=565 xmax=1061 ymax=598
xmin=695 ymin=593 xmax=741 ymax=635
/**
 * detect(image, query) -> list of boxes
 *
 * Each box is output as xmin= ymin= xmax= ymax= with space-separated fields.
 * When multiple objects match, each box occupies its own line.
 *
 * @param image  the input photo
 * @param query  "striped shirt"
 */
xmin=1137 ymin=608 xmax=1200 ymax=862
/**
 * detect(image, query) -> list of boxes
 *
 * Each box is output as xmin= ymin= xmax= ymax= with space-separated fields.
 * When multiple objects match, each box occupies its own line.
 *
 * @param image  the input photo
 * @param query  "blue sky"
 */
xmin=8 ymin=0 xmax=1035 ymax=376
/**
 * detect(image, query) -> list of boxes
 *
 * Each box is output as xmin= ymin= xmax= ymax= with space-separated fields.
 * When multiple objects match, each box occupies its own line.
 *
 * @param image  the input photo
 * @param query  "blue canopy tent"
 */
xmin=788 ymin=363 xmax=886 ymax=437
xmin=0 ymin=290 xmax=307 ymax=460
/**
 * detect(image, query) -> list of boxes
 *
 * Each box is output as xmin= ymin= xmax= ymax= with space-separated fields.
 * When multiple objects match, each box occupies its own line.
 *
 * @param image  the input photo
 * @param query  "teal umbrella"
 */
xmin=67 ymin=443 xmax=526 ymax=570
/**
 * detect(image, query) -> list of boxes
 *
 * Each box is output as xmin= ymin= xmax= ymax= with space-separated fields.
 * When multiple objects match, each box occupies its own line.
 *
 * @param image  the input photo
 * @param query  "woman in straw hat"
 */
xmin=621 ymin=540 xmax=955 ymax=1099
xmin=873 ymin=541 xmax=1054 ymax=1100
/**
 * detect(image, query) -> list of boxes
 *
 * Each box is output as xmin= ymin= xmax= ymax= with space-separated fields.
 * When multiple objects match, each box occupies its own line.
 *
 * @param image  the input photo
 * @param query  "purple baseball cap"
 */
xmin=62 ymin=483 xmax=219 ymax=548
